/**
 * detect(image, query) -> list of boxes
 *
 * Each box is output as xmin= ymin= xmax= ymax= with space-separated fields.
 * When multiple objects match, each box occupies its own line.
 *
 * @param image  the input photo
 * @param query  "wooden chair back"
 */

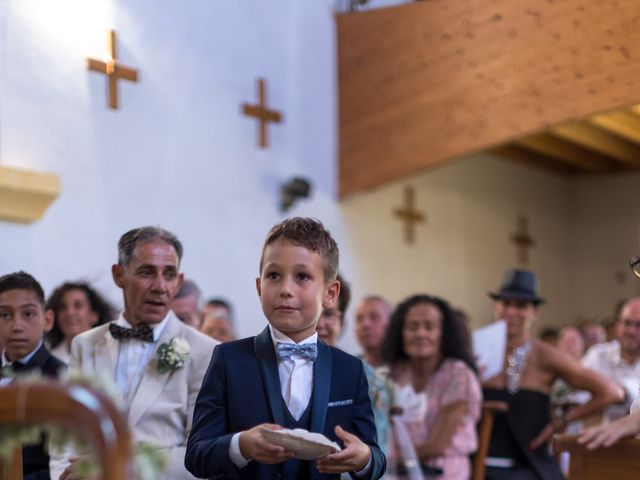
xmin=472 ymin=400 xmax=509 ymax=480
xmin=553 ymin=433 xmax=640 ymax=480
xmin=0 ymin=380 xmax=132 ymax=480
xmin=0 ymin=449 xmax=22 ymax=480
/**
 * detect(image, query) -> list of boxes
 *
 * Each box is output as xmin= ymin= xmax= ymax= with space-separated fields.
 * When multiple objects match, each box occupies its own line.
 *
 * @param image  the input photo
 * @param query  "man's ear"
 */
xmin=255 ymin=277 xmax=262 ymax=298
xmin=112 ymin=264 xmax=125 ymax=288
xmin=322 ymin=279 xmax=341 ymax=309
xmin=176 ymin=272 xmax=184 ymax=291
xmin=43 ymin=309 xmax=55 ymax=333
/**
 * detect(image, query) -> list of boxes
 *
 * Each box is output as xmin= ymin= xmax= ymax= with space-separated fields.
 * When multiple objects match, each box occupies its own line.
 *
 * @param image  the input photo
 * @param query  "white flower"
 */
xmin=156 ymin=337 xmax=190 ymax=374
xmin=171 ymin=337 xmax=190 ymax=356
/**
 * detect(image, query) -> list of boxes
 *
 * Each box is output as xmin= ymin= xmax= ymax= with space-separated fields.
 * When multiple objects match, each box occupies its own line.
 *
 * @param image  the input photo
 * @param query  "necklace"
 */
xmin=506 ymin=341 xmax=531 ymax=394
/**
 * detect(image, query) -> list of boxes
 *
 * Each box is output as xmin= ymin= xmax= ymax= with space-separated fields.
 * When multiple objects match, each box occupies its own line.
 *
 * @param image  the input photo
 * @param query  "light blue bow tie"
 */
xmin=276 ymin=342 xmax=318 ymax=362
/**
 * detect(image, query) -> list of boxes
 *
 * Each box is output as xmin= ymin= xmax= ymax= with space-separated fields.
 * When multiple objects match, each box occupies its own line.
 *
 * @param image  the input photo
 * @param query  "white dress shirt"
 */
xmin=229 ymin=327 xmax=317 ymax=468
xmin=114 ymin=312 xmax=170 ymax=409
xmin=582 ymin=340 xmax=640 ymax=421
xmin=270 ymin=325 xmax=317 ymax=420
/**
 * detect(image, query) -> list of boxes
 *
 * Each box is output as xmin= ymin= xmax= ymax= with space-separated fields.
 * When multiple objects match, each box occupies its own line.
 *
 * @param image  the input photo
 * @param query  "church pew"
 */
xmin=472 ymin=400 xmax=509 ymax=480
xmin=0 ymin=448 xmax=22 ymax=480
xmin=0 ymin=380 xmax=132 ymax=480
xmin=553 ymin=433 xmax=640 ymax=480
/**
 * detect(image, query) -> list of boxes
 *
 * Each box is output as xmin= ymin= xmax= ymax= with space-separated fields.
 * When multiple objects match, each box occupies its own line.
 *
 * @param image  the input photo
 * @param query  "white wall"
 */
xmin=0 ymin=0 xmax=343 ymax=340
xmin=337 ymin=153 xmax=576 ymax=351
xmin=2 ymin=0 xmax=640 ymax=355
xmin=337 ymin=158 xmax=640 ymax=352
xmin=572 ymin=174 xmax=640 ymax=324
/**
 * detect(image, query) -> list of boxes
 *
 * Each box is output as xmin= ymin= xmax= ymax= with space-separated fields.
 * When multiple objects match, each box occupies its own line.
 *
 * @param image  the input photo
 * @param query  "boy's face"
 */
xmin=257 ymin=239 xmax=339 ymax=343
xmin=0 ymin=289 xmax=54 ymax=362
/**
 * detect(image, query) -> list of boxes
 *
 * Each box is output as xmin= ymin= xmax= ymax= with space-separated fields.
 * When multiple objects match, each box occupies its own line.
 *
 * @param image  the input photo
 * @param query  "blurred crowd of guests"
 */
xmin=3 ymin=260 xmax=638 ymax=480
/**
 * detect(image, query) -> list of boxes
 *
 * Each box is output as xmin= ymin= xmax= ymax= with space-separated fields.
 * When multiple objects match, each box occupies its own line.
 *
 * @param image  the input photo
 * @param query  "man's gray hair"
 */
xmin=118 ymin=226 xmax=184 ymax=265
xmin=175 ymin=279 xmax=201 ymax=301
xmin=362 ymin=295 xmax=392 ymax=312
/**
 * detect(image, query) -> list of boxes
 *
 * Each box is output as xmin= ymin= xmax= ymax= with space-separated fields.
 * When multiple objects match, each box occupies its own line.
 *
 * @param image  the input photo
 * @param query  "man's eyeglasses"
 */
xmin=622 ymin=319 xmax=640 ymax=330
xmin=629 ymin=257 xmax=640 ymax=278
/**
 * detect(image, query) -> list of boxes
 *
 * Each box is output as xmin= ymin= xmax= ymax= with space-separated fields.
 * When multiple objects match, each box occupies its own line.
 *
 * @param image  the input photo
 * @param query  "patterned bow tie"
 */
xmin=109 ymin=322 xmax=154 ymax=343
xmin=276 ymin=342 xmax=318 ymax=362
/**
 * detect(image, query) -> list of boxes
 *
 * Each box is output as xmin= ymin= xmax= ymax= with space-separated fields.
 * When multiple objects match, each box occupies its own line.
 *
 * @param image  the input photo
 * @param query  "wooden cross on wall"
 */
xmin=511 ymin=214 xmax=536 ymax=266
xmin=394 ymin=186 xmax=426 ymax=244
xmin=86 ymin=30 xmax=139 ymax=110
xmin=242 ymin=78 xmax=283 ymax=148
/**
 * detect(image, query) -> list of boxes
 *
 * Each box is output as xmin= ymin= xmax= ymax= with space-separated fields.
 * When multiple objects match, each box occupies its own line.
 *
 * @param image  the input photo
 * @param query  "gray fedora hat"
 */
xmin=488 ymin=269 xmax=545 ymax=305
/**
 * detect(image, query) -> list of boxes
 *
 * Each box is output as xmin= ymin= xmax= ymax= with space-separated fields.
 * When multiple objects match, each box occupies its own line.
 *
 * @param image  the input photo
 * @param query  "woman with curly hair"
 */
xmin=46 ymin=282 xmax=116 ymax=363
xmin=383 ymin=294 xmax=481 ymax=480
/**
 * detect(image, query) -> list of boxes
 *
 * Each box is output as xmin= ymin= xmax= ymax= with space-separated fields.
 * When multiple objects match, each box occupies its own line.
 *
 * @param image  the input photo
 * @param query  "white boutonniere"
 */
xmin=156 ymin=337 xmax=190 ymax=374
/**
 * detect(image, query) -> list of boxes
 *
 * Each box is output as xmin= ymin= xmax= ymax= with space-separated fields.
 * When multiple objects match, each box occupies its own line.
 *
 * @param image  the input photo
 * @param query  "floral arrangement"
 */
xmin=156 ymin=337 xmax=190 ymax=374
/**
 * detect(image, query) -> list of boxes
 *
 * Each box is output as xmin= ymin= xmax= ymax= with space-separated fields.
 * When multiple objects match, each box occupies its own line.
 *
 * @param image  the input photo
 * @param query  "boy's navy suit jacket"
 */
xmin=13 ymin=344 xmax=66 ymax=480
xmin=185 ymin=326 xmax=386 ymax=480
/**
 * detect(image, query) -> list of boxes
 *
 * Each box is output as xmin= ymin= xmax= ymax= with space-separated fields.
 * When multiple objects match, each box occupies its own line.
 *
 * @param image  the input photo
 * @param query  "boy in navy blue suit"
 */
xmin=185 ymin=218 xmax=385 ymax=480
xmin=0 ymin=271 xmax=66 ymax=480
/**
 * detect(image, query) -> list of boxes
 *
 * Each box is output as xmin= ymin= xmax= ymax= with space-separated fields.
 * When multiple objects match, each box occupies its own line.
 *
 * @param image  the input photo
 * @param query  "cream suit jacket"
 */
xmin=50 ymin=312 xmax=218 ymax=479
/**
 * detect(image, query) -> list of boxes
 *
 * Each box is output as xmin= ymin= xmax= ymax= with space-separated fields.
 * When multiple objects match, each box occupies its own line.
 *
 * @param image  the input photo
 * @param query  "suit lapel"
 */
xmin=94 ymin=326 xmax=119 ymax=380
xmin=254 ymin=327 xmax=285 ymax=426
xmin=127 ymin=315 xmax=181 ymax=426
xmin=23 ymin=343 xmax=48 ymax=371
xmin=311 ymin=340 xmax=332 ymax=434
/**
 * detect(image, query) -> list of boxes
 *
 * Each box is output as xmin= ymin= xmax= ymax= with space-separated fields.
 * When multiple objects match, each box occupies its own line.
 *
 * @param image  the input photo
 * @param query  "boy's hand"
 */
xmin=316 ymin=426 xmax=371 ymax=474
xmin=239 ymin=424 xmax=296 ymax=464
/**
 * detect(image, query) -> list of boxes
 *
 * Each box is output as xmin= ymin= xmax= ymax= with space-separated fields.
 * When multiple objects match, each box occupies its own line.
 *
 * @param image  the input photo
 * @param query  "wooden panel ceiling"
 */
xmin=337 ymin=0 xmax=640 ymax=198
xmin=490 ymin=106 xmax=640 ymax=175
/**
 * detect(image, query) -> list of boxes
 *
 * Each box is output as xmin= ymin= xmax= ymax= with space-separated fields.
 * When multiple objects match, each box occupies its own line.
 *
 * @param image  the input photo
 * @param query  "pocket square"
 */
xmin=327 ymin=399 xmax=353 ymax=407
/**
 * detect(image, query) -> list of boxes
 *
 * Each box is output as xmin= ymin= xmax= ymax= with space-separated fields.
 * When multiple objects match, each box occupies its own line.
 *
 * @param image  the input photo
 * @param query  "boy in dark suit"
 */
xmin=0 ymin=271 xmax=66 ymax=480
xmin=186 ymin=218 xmax=385 ymax=480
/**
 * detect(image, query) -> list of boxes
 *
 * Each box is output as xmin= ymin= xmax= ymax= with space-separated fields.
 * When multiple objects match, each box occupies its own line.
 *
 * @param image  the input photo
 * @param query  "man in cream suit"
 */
xmin=51 ymin=226 xmax=217 ymax=480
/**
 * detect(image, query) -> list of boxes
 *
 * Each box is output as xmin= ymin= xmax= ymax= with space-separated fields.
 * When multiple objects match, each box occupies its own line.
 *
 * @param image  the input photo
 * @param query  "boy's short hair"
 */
xmin=0 ymin=271 xmax=46 ymax=306
xmin=260 ymin=217 xmax=339 ymax=283
xmin=336 ymin=273 xmax=351 ymax=315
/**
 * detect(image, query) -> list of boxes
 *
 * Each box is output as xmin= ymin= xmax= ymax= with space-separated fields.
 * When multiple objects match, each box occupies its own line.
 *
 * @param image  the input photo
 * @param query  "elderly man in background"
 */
xmin=201 ymin=297 xmax=236 ymax=342
xmin=354 ymin=294 xmax=394 ymax=456
xmin=582 ymin=297 xmax=640 ymax=422
xmin=355 ymin=295 xmax=392 ymax=367
xmin=170 ymin=279 xmax=202 ymax=328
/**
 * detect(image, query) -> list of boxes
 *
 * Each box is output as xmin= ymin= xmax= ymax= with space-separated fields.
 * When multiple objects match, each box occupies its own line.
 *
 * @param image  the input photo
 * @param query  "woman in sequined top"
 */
xmin=483 ymin=269 xmax=623 ymax=480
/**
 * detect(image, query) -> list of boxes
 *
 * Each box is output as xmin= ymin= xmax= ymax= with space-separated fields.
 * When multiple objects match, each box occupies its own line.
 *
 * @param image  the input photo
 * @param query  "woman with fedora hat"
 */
xmin=482 ymin=269 xmax=623 ymax=480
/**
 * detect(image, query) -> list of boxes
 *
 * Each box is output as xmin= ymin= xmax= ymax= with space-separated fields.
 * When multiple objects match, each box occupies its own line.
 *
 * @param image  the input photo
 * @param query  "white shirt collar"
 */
xmin=1 ymin=340 xmax=43 ymax=367
xmin=268 ymin=324 xmax=317 ymax=347
xmin=116 ymin=310 xmax=171 ymax=343
xmin=610 ymin=340 xmax=623 ymax=366
xmin=609 ymin=339 xmax=640 ymax=368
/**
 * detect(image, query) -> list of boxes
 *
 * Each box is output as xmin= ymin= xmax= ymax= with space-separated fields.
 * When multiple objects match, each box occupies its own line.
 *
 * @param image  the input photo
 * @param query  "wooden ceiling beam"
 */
xmin=630 ymin=105 xmax=640 ymax=117
xmin=551 ymin=123 xmax=640 ymax=168
xmin=515 ymin=133 xmax=619 ymax=172
xmin=589 ymin=110 xmax=640 ymax=144
xmin=489 ymin=145 xmax=580 ymax=175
